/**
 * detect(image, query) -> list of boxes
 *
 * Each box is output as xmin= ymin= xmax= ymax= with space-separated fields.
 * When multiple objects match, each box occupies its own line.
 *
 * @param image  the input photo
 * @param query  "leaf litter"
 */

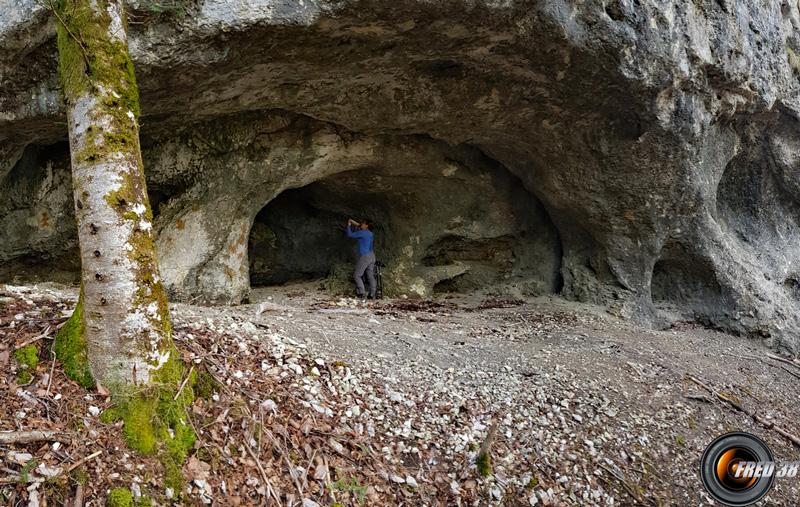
xmin=3 ymin=283 xmax=800 ymax=506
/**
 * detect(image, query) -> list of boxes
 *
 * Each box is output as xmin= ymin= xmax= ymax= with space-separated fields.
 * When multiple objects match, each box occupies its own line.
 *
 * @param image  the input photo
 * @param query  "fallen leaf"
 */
xmin=95 ymin=382 xmax=109 ymax=396
xmin=185 ymin=455 xmax=211 ymax=481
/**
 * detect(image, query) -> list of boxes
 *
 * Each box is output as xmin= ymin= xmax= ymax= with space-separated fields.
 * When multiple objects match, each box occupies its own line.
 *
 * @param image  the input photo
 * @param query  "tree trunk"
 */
xmin=55 ymin=0 xmax=173 ymax=389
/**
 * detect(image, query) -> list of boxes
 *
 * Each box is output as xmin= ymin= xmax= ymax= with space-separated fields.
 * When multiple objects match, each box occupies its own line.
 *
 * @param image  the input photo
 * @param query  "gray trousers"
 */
xmin=354 ymin=251 xmax=376 ymax=298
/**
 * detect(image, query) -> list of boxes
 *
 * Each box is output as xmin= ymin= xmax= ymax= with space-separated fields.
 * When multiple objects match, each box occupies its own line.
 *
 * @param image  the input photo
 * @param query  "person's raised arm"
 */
xmin=345 ymin=219 xmax=358 ymax=237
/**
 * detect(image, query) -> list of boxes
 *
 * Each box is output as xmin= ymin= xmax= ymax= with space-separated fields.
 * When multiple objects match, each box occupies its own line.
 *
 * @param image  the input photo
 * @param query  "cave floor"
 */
xmin=3 ymin=281 xmax=800 ymax=505
xmin=185 ymin=282 xmax=800 ymax=504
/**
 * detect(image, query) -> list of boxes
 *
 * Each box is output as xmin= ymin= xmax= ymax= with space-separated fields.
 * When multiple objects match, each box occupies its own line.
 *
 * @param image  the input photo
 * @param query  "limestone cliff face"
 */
xmin=3 ymin=0 xmax=800 ymax=354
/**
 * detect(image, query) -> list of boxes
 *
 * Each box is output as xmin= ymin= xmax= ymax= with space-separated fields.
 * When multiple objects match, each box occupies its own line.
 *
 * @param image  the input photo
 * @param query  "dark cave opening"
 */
xmin=248 ymin=183 xmax=388 ymax=287
xmin=650 ymin=246 xmax=729 ymax=318
xmin=248 ymin=161 xmax=563 ymax=297
xmin=0 ymin=142 xmax=80 ymax=284
xmin=651 ymin=258 xmax=722 ymax=305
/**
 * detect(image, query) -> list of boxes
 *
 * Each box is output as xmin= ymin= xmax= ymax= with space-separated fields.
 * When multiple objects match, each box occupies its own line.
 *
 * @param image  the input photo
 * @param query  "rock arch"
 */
xmin=146 ymin=112 xmax=561 ymax=303
xmin=247 ymin=148 xmax=561 ymax=299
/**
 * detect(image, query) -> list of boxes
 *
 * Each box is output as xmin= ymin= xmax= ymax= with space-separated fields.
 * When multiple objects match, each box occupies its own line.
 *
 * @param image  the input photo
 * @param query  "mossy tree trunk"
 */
xmin=55 ymin=0 xmax=174 ymax=389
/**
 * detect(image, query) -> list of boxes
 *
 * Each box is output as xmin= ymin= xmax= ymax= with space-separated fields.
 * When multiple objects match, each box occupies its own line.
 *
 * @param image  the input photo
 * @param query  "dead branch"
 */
xmin=15 ymin=325 xmax=51 ymax=349
xmin=0 ymin=430 xmax=67 ymax=444
xmin=687 ymin=375 xmax=800 ymax=448
xmin=73 ymin=483 xmax=84 ymax=507
xmin=65 ymin=450 xmax=102 ymax=473
xmin=597 ymin=464 xmax=651 ymax=506
xmin=0 ymin=450 xmax=99 ymax=485
xmin=174 ymin=364 xmax=194 ymax=401
xmin=475 ymin=412 xmax=503 ymax=477
xmin=477 ymin=418 xmax=500 ymax=461
xmin=775 ymin=364 xmax=800 ymax=381
xmin=244 ymin=441 xmax=282 ymax=506
xmin=721 ymin=352 xmax=800 ymax=380
xmin=265 ymin=429 xmax=304 ymax=499
xmin=45 ymin=337 xmax=57 ymax=397
xmin=684 ymin=393 xmax=713 ymax=403
xmin=766 ymin=353 xmax=800 ymax=371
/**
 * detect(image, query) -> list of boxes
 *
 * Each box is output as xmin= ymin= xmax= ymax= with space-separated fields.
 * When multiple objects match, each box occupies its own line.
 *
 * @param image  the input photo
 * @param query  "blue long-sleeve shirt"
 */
xmin=346 ymin=225 xmax=374 ymax=256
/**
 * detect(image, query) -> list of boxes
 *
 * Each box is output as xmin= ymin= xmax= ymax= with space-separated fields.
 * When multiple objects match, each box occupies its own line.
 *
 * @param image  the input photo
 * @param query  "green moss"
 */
xmin=120 ymin=396 xmax=158 ymax=454
xmin=102 ymin=354 xmax=196 ymax=497
xmin=54 ymin=293 xmax=94 ymax=388
xmin=331 ymin=476 xmax=367 ymax=504
xmin=13 ymin=345 xmax=37 ymax=369
xmin=14 ymin=344 xmax=39 ymax=384
xmin=476 ymin=451 xmax=492 ymax=477
xmin=56 ymin=0 xmax=140 ymax=116
xmin=331 ymin=475 xmax=367 ymax=504
xmin=163 ymin=459 xmax=183 ymax=495
xmin=103 ymin=171 xmax=140 ymax=217
xmin=20 ymin=459 xmax=37 ymax=482
xmin=107 ymin=487 xmax=151 ymax=507
xmin=99 ymin=406 xmax=120 ymax=424
xmin=55 ymin=0 xmax=144 ymax=200
xmin=69 ymin=468 xmax=89 ymax=486
xmin=55 ymin=1 xmax=90 ymax=102
xmin=15 ymin=369 xmax=32 ymax=384
xmin=107 ymin=488 xmax=133 ymax=507
xmin=193 ymin=366 xmax=218 ymax=400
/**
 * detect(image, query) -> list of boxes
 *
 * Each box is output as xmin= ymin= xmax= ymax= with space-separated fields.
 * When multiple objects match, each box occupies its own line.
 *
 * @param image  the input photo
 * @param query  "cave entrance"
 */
xmin=248 ymin=178 xmax=388 ymax=287
xmin=248 ymin=159 xmax=563 ymax=297
xmin=0 ymin=142 xmax=80 ymax=285
xmin=651 ymin=244 xmax=731 ymax=322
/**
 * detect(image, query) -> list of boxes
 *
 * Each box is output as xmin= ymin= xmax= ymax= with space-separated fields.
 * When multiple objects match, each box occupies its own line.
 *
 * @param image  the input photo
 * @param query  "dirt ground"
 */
xmin=2 ymin=281 xmax=800 ymax=506
xmin=246 ymin=283 xmax=800 ymax=505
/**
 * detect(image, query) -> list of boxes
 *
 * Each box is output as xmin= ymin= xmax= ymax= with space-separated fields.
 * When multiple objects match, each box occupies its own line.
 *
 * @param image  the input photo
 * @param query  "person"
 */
xmin=346 ymin=218 xmax=376 ymax=300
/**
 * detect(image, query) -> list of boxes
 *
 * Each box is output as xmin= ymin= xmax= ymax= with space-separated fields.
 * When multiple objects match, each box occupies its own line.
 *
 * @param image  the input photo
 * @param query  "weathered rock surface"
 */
xmin=247 ymin=137 xmax=560 ymax=298
xmin=3 ymin=0 xmax=800 ymax=354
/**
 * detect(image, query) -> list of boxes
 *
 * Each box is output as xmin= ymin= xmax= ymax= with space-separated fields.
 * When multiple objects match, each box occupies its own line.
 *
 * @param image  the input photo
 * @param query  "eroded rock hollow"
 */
xmin=3 ymin=0 xmax=800 ymax=354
